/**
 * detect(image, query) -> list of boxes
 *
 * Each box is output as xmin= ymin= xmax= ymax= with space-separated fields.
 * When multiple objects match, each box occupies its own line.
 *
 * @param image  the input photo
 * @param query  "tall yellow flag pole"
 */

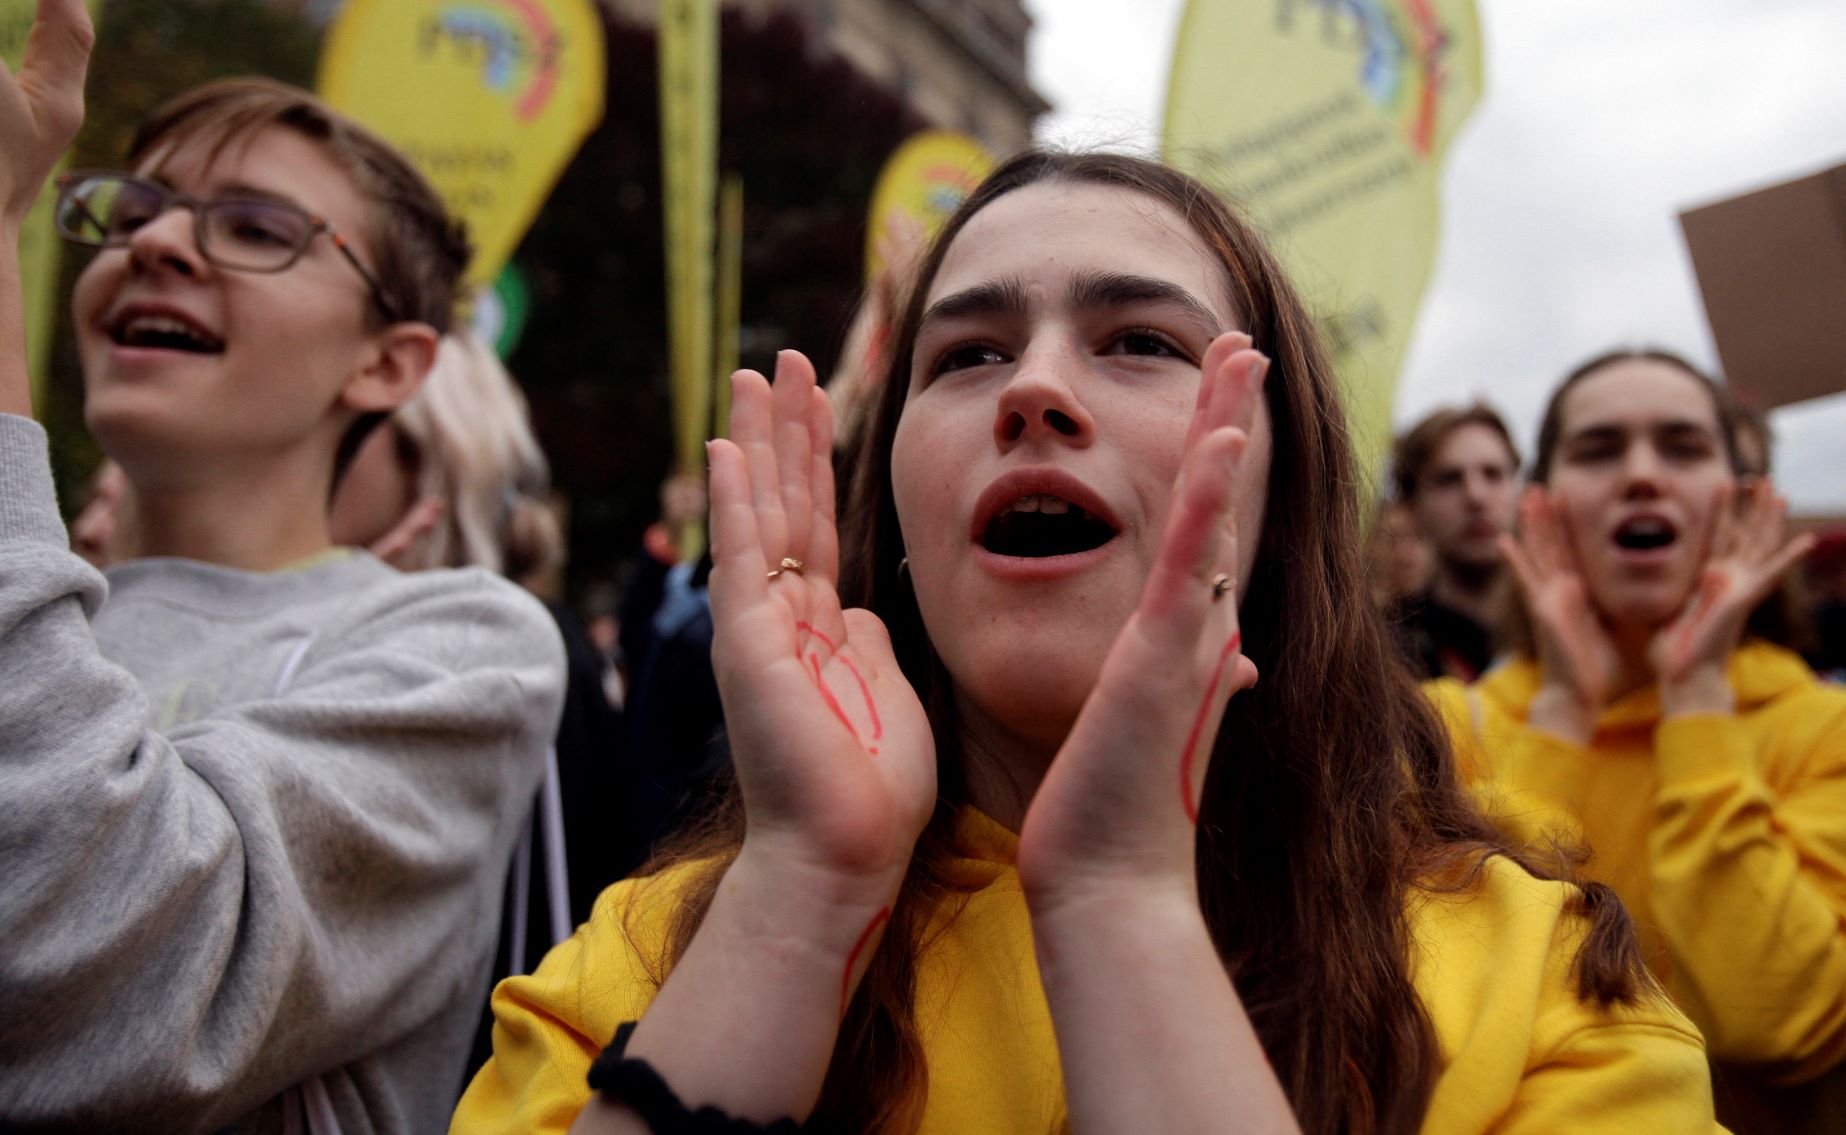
xmin=713 ymin=173 xmax=743 ymax=441
xmin=659 ymin=0 xmax=718 ymax=560
xmin=3 ymin=0 xmax=101 ymax=413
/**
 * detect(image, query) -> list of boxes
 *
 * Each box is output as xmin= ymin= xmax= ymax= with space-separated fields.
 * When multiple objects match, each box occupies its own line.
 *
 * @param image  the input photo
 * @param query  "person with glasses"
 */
xmin=0 ymin=7 xmax=565 ymax=1133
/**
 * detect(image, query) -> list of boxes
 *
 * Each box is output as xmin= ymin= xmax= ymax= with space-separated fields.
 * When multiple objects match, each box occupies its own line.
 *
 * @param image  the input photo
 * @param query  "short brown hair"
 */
xmin=127 ymin=77 xmax=471 ymax=334
xmin=1391 ymin=403 xmax=1520 ymax=502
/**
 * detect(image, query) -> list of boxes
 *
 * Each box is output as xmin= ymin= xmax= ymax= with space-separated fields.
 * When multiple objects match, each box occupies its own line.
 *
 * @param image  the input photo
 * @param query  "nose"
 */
xmin=1618 ymin=442 xmax=1665 ymax=498
xmin=1461 ymin=469 xmax=1489 ymax=507
xmin=992 ymin=342 xmax=1095 ymax=450
xmin=125 ymin=206 xmax=210 ymax=282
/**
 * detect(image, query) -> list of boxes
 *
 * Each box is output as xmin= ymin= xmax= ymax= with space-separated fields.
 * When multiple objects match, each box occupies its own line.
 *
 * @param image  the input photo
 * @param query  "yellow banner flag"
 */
xmin=1165 ymin=0 xmax=1482 ymax=476
xmin=3 ymin=0 xmax=100 ymax=411
xmin=659 ymin=0 xmax=718 ymax=489
xmin=319 ymin=0 xmax=606 ymax=291
xmin=865 ymin=130 xmax=993 ymax=282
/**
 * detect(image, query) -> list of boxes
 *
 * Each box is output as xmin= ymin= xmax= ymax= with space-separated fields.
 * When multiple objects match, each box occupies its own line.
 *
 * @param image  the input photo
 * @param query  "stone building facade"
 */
xmin=605 ymin=0 xmax=1048 ymax=154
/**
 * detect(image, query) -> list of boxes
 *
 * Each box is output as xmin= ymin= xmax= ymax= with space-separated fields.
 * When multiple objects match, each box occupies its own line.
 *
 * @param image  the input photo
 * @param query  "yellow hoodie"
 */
xmin=1430 ymin=642 xmax=1846 ymax=1131
xmin=451 ymin=809 xmax=1719 ymax=1134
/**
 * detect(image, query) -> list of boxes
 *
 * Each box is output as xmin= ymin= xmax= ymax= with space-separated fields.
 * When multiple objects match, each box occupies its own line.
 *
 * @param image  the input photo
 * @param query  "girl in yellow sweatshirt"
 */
xmin=454 ymin=155 xmax=1719 ymax=1134
xmin=1429 ymin=349 xmax=1845 ymax=1132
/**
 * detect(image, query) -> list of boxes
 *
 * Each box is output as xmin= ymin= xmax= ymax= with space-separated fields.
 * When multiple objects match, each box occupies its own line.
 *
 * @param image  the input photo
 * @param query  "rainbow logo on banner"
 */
xmin=320 ymin=0 xmax=605 ymax=288
xmin=1312 ymin=0 xmax=1457 ymax=156
xmin=865 ymin=131 xmax=995 ymax=281
xmin=418 ymin=0 xmax=562 ymax=121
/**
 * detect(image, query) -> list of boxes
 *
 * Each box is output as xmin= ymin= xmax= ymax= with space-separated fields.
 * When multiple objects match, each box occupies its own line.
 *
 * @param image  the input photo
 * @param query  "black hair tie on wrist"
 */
xmin=587 ymin=1021 xmax=815 ymax=1134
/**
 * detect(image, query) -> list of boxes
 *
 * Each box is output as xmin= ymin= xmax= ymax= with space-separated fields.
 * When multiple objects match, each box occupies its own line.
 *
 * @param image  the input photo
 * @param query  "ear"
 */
xmin=340 ymin=322 xmax=442 ymax=414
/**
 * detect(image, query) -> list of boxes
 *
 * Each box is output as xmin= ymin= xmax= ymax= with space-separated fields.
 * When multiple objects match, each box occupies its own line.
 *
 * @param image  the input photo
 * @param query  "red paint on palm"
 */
xmin=796 ymin=621 xmax=881 ymax=755
xmin=810 ymin=652 xmax=864 ymax=746
xmin=1179 ymin=632 xmax=1242 ymax=825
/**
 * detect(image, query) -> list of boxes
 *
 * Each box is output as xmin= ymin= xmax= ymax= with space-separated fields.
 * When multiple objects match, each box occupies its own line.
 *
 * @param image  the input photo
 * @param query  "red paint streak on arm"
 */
xmin=864 ymin=321 xmax=889 ymax=373
xmin=1179 ymin=633 xmax=1243 ymax=825
xmin=840 ymin=906 xmax=892 ymax=1018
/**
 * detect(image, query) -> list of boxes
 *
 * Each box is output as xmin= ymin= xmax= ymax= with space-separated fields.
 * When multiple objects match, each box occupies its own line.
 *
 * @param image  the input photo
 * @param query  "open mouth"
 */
xmin=110 ymin=312 xmax=225 ymax=354
xmin=1612 ymin=515 xmax=1678 ymax=552
xmin=980 ymin=494 xmax=1119 ymax=558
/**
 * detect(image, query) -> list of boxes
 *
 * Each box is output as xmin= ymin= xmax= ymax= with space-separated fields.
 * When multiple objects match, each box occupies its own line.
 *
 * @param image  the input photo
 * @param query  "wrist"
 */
xmin=723 ymin=841 xmax=907 ymax=963
xmin=1527 ymin=684 xmax=1595 ymax=745
xmin=1024 ymin=866 xmax=1198 ymax=932
xmin=1028 ymin=884 xmax=1209 ymax=985
xmin=1660 ymin=664 xmax=1733 ymax=719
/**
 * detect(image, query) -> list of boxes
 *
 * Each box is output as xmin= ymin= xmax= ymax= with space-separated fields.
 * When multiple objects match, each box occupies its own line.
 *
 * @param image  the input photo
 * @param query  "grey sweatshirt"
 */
xmin=0 ymin=415 xmax=567 ymax=1133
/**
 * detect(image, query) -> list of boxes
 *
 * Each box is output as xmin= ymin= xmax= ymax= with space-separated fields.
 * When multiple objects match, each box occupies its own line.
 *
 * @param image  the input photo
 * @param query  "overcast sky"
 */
xmin=1025 ymin=0 xmax=1846 ymax=514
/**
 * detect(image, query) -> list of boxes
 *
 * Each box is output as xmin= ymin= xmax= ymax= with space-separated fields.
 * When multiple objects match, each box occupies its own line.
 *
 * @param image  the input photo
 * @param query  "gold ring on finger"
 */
xmin=767 ymin=556 xmax=805 ymax=580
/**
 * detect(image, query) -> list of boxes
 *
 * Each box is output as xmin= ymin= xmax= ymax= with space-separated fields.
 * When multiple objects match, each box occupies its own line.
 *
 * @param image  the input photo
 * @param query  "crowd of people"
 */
xmin=3 ymin=4 xmax=1844 ymax=1133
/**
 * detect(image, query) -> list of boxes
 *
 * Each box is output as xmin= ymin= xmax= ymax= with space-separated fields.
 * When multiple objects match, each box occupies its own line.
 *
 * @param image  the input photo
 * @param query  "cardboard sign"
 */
xmin=1680 ymin=162 xmax=1846 ymax=410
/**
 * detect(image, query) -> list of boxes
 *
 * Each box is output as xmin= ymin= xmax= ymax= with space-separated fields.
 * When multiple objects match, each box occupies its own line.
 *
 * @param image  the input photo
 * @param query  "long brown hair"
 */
xmin=642 ymin=152 xmax=1651 ymax=1134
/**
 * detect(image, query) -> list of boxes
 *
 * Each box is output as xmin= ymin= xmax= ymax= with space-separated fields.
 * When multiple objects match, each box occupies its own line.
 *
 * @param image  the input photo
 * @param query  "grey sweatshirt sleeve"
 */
xmin=0 ymin=416 xmax=567 ymax=1132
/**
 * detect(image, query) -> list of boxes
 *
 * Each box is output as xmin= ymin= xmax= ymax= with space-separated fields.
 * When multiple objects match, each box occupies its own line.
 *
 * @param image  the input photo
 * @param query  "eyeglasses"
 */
xmin=54 ymin=170 xmax=401 ymax=322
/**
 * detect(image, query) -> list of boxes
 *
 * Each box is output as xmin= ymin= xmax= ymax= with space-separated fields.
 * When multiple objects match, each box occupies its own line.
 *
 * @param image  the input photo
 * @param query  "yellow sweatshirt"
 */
xmin=452 ymin=808 xmax=1718 ymax=1134
xmin=1430 ymin=642 xmax=1846 ymax=1130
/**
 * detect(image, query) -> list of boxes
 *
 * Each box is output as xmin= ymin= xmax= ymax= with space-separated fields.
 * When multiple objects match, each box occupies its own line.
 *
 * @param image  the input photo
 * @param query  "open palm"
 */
xmin=0 ymin=0 xmax=92 ymax=221
xmin=707 ymin=351 xmax=935 ymax=884
xmin=1650 ymin=480 xmax=1814 ymax=684
xmin=1501 ymin=486 xmax=1621 ymax=714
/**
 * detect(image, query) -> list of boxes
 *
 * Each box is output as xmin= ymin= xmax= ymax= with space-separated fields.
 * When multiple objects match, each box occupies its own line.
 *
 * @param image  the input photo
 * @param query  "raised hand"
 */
xmin=1016 ymin=332 xmax=1264 ymax=904
xmin=1650 ymin=481 xmax=1813 ymax=700
xmin=707 ymin=351 xmax=935 ymax=889
xmin=1 ymin=0 xmax=93 ymax=224
xmin=1500 ymin=485 xmax=1621 ymax=735
xmin=367 ymin=496 xmax=445 ymax=569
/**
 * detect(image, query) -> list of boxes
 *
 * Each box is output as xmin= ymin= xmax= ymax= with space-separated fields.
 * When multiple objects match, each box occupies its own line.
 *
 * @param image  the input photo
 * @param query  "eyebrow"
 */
xmin=212 ymin=181 xmax=314 ymax=211
xmin=1564 ymin=419 xmax=1719 ymax=444
xmin=143 ymin=172 xmax=311 ymax=213
xmin=918 ymin=271 xmax=1228 ymax=340
xmin=1068 ymin=270 xmax=1226 ymax=340
xmin=919 ymin=277 xmax=1031 ymax=328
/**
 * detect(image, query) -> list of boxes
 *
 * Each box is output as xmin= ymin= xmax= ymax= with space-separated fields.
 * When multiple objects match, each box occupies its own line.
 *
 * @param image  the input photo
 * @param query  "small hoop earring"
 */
xmin=897 ymin=556 xmax=910 ymax=581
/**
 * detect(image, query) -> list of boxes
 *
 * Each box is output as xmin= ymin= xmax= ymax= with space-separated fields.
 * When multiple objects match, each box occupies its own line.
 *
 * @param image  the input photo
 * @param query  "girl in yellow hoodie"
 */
xmin=1430 ymin=349 xmax=1845 ymax=1132
xmin=453 ymin=156 xmax=1719 ymax=1135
